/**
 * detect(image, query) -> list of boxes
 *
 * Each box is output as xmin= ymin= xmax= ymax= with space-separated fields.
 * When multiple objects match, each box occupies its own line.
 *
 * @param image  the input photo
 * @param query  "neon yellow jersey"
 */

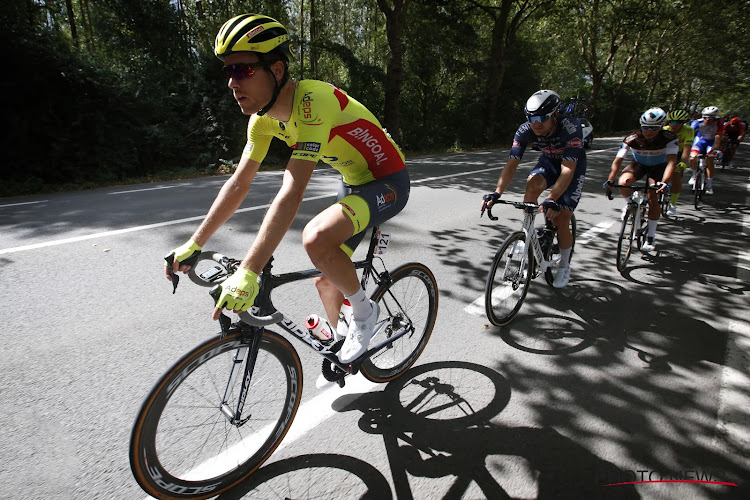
xmin=243 ymin=80 xmax=406 ymax=186
xmin=664 ymin=124 xmax=695 ymax=150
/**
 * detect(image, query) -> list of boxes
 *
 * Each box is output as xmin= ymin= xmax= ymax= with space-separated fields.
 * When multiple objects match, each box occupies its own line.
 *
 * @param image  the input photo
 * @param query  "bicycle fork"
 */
xmin=220 ymin=326 xmax=263 ymax=426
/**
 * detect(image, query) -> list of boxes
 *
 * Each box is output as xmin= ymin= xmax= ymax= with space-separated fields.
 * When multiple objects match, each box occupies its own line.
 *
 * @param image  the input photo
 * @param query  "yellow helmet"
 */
xmin=214 ymin=14 xmax=293 ymax=60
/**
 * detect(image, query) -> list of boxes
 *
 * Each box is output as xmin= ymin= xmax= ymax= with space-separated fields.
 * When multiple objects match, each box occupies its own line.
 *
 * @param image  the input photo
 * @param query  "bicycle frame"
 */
xmin=517 ymin=208 xmax=554 ymax=275
xmin=193 ymin=227 xmax=416 ymax=425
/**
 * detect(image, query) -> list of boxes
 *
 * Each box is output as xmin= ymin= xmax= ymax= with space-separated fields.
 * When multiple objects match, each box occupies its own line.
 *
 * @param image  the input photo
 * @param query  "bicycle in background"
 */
xmin=606 ymin=183 xmax=665 ymax=271
xmin=130 ymin=226 xmax=438 ymax=499
xmin=480 ymin=199 xmax=576 ymax=326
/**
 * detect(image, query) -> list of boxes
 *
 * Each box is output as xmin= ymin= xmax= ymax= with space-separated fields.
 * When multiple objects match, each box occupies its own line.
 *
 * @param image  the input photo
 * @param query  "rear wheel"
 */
xmin=485 ymin=231 xmax=532 ymax=326
xmin=360 ymin=263 xmax=438 ymax=383
xmin=616 ymin=205 xmax=636 ymax=272
xmin=694 ymin=167 xmax=704 ymax=210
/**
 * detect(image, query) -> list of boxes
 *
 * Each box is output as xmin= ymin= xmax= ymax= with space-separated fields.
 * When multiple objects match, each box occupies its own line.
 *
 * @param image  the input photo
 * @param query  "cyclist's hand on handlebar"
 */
xmin=212 ymin=268 xmax=260 ymax=320
xmin=482 ymin=191 xmax=500 ymax=208
xmin=655 ymin=181 xmax=669 ymax=194
xmin=165 ymin=239 xmax=202 ymax=280
xmin=541 ymin=197 xmax=560 ymax=212
xmin=603 ymin=180 xmax=614 ymax=200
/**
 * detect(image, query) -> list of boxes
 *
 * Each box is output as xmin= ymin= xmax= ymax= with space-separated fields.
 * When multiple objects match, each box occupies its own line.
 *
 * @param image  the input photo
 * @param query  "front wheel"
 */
xmin=694 ymin=169 xmax=704 ymax=210
xmin=616 ymin=205 xmax=636 ymax=272
xmin=130 ymin=331 xmax=303 ymax=500
xmin=361 ymin=263 xmax=438 ymax=383
xmin=544 ymin=214 xmax=577 ymax=286
xmin=485 ymin=231 xmax=532 ymax=326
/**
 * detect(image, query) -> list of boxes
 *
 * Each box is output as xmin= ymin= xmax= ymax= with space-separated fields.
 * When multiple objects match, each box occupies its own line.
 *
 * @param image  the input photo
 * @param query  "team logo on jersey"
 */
xmin=376 ymin=184 xmax=397 ymax=208
xmin=512 ymin=140 xmax=521 ymax=148
xmin=567 ymin=138 xmax=583 ymax=148
xmin=295 ymin=142 xmax=321 ymax=153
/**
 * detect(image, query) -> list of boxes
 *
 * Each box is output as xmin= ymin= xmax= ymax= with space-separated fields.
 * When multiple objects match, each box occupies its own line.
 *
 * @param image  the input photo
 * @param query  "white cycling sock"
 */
xmin=346 ymin=287 xmax=372 ymax=320
xmin=559 ymin=247 xmax=572 ymax=268
xmin=647 ymin=219 xmax=658 ymax=238
xmin=706 ymin=177 xmax=713 ymax=188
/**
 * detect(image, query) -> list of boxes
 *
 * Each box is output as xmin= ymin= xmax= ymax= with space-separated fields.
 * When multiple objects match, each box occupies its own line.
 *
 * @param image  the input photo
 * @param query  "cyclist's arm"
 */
xmin=680 ymin=144 xmax=691 ymax=164
xmin=191 ymin=156 xmax=261 ymax=247
xmin=548 ymin=160 xmax=576 ymax=201
xmin=607 ymin=156 xmax=624 ymax=183
xmin=661 ymin=154 xmax=676 ymax=185
xmin=240 ymin=158 xmax=316 ymax=273
xmin=494 ymin=158 xmax=521 ymax=196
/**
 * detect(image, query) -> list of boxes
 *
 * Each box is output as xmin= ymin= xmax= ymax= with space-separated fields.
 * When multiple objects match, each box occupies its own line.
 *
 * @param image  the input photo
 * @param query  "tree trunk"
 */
xmin=376 ymin=0 xmax=406 ymax=141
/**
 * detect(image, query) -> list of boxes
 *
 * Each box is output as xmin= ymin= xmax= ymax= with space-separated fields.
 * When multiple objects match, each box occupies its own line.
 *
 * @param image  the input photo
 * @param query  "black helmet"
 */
xmin=525 ymin=90 xmax=561 ymax=117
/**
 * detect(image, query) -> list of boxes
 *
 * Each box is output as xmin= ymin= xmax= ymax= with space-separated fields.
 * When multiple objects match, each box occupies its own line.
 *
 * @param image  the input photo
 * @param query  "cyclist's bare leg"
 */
xmin=523 ymin=174 xmax=546 ymax=203
xmin=706 ymin=152 xmax=715 ymax=178
xmin=554 ymin=209 xmax=574 ymax=248
xmin=617 ymin=171 xmax=636 ymax=198
xmin=303 ymin=205 xmax=359 ymax=322
xmin=646 ymin=185 xmax=660 ymax=220
xmin=671 ymin=171 xmax=682 ymax=195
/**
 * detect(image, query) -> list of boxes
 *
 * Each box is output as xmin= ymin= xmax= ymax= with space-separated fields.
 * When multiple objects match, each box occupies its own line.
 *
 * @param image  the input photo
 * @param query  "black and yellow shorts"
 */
xmin=336 ymin=169 xmax=410 ymax=257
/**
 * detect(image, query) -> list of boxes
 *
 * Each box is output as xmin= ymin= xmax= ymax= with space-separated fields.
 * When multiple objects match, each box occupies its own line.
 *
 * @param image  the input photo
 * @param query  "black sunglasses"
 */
xmin=223 ymin=62 xmax=266 ymax=80
xmin=641 ymin=125 xmax=661 ymax=131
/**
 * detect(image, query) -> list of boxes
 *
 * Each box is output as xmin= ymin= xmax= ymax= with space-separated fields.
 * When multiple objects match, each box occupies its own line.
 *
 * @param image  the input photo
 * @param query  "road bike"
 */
xmin=480 ymin=199 xmax=576 ymax=326
xmin=691 ymin=153 xmax=709 ymax=209
xmin=606 ymin=183 xmax=662 ymax=271
xmin=129 ymin=226 xmax=438 ymax=499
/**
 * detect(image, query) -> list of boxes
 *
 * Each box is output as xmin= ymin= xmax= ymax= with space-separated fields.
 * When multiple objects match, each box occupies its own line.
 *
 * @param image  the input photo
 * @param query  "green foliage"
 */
xmin=1 ymin=0 xmax=747 ymax=196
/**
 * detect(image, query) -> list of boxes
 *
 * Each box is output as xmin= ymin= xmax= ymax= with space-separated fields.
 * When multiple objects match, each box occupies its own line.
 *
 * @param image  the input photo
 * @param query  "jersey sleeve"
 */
xmin=244 ymin=114 xmax=274 ymax=163
xmin=615 ymin=135 xmax=633 ymax=159
xmin=509 ymin=123 xmax=530 ymax=160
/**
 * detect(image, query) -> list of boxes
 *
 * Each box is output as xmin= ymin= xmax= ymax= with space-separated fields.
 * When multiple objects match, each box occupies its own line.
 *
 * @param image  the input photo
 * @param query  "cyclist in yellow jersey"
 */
xmin=663 ymin=109 xmax=694 ymax=216
xmin=165 ymin=14 xmax=409 ymax=364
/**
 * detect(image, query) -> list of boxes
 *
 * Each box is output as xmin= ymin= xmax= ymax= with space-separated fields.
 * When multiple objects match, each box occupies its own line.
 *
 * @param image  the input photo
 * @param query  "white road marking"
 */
xmin=0 ymin=200 xmax=49 ymax=208
xmin=108 ymin=184 xmax=190 ymax=195
xmin=0 ymin=192 xmax=337 ymax=255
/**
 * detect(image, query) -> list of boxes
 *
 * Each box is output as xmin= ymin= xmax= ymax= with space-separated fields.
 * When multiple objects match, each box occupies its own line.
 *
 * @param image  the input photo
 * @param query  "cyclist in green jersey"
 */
xmin=663 ymin=109 xmax=694 ymax=216
xmin=165 ymin=14 xmax=409 ymax=365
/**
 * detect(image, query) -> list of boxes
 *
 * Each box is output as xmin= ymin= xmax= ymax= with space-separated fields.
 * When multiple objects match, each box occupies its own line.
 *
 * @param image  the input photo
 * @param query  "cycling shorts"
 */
xmin=527 ymin=155 xmax=586 ymax=211
xmin=336 ymin=169 xmax=410 ymax=257
xmin=690 ymin=136 xmax=715 ymax=156
xmin=622 ymin=161 xmax=667 ymax=183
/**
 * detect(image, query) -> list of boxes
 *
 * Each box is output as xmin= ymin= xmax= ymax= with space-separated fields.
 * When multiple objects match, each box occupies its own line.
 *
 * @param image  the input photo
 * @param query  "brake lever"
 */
xmin=164 ymin=254 xmax=179 ymax=294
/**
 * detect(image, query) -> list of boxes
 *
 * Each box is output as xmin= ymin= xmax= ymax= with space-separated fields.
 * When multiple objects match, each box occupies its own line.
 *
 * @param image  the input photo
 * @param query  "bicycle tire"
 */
xmin=616 ymin=205 xmax=636 ymax=272
xmin=360 ymin=263 xmax=438 ymax=383
xmin=484 ymin=231 xmax=532 ymax=326
xmin=130 ymin=330 xmax=303 ymax=500
xmin=694 ymin=169 xmax=704 ymax=210
xmin=544 ymin=214 xmax=577 ymax=287
xmin=636 ymin=206 xmax=648 ymax=250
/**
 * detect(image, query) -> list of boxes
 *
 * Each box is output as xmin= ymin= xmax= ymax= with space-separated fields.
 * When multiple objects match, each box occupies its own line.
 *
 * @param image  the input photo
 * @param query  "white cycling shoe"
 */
xmin=553 ymin=266 xmax=571 ymax=288
xmin=642 ymin=238 xmax=656 ymax=253
xmin=338 ymin=300 xmax=380 ymax=364
xmin=666 ymin=204 xmax=677 ymax=216
xmin=688 ymin=175 xmax=697 ymax=186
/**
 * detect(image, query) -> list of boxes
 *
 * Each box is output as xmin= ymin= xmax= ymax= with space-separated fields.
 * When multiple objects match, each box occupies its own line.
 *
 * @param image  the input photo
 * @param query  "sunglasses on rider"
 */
xmin=668 ymin=120 xmax=684 ymax=125
xmin=528 ymin=112 xmax=554 ymax=124
xmin=702 ymin=115 xmax=716 ymax=120
xmin=641 ymin=125 xmax=661 ymax=131
xmin=222 ymin=62 xmax=266 ymax=80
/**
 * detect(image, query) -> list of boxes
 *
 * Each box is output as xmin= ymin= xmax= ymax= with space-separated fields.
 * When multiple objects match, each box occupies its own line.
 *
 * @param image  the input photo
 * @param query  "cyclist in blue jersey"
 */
xmin=483 ymin=90 xmax=587 ymax=288
xmin=688 ymin=106 xmax=724 ymax=194
xmin=605 ymin=108 xmax=677 ymax=253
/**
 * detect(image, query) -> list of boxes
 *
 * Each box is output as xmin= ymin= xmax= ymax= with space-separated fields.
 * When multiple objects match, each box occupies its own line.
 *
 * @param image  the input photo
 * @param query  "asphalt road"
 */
xmin=1 ymin=138 xmax=748 ymax=499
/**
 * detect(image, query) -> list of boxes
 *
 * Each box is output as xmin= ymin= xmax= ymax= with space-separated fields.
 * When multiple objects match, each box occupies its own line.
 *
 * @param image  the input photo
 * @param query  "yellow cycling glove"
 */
xmin=168 ymin=239 xmax=202 ymax=266
xmin=215 ymin=268 xmax=260 ymax=312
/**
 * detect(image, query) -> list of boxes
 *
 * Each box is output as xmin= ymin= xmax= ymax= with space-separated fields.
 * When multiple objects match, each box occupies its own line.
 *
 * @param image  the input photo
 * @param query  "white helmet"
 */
xmin=525 ymin=90 xmax=561 ymax=117
xmin=701 ymin=106 xmax=719 ymax=118
xmin=639 ymin=107 xmax=667 ymax=127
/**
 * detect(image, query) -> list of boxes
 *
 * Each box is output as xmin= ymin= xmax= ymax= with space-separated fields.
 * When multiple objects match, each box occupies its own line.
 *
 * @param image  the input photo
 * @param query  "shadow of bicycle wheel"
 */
xmin=218 ymin=453 xmax=392 ymax=499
